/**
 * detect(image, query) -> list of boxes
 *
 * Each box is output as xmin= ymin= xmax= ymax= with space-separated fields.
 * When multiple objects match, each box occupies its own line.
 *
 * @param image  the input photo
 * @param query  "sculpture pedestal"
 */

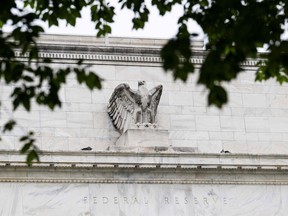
xmin=108 ymin=124 xmax=171 ymax=152
xmin=109 ymin=125 xmax=197 ymax=153
xmin=115 ymin=128 xmax=170 ymax=147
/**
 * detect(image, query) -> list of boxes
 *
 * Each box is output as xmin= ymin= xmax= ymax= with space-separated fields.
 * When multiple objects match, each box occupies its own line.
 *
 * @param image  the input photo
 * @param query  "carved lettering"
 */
xmin=84 ymin=194 xmax=229 ymax=206
xmin=175 ymin=197 xmax=179 ymax=204
xmin=164 ymin=197 xmax=169 ymax=204
xmin=102 ymin=197 xmax=109 ymax=204
xmin=212 ymin=196 xmax=219 ymax=204
xmin=114 ymin=197 xmax=118 ymax=204
xmin=93 ymin=196 xmax=97 ymax=204
xmin=133 ymin=197 xmax=139 ymax=204
xmin=184 ymin=197 xmax=188 ymax=204
xmin=203 ymin=197 xmax=209 ymax=206
xmin=124 ymin=197 xmax=129 ymax=204
xmin=208 ymin=189 xmax=220 ymax=204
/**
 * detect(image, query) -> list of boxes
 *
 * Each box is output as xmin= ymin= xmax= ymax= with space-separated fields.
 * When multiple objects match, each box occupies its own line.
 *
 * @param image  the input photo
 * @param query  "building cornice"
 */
xmin=1 ymin=150 xmax=288 ymax=170
xmin=14 ymin=34 xmax=261 ymax=68
xmin=1 ymin=178 xmax=288 ymax=185
xmin=14 ymin=50 xmax=260 ymax=68
xmin=1 ymin=151 xmax=288 ymax=184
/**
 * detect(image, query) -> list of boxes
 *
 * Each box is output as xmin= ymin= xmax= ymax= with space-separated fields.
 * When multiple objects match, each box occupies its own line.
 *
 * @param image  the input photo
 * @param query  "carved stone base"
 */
xmin=115 ymin=128 xmax=170 ymax=147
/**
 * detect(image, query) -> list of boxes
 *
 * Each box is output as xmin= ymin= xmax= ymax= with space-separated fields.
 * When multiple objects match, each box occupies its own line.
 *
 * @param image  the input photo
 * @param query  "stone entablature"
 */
xmin=1 ymin=150 xmax=288 ymax=172
xmin=1 ymin=151 xmax=288 ymax=186
xmin=13 ymin=34 xmax=260 ymax=67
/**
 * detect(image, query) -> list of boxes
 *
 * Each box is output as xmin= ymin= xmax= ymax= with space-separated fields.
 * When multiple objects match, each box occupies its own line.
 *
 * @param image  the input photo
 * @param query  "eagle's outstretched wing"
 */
xmin=149 ymin=84 xmax=163 ymax=122
xmin=107 ymin=83 xmax=136 ymax=133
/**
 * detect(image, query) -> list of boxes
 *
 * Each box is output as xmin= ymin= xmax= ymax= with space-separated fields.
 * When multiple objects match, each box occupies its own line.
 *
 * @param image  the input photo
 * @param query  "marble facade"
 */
xmin=1 ymin=183 xmax=288 ymax=216
xmin=1 ymin=35 xmax=288 ymax=154
xmin=0 ymin=35 xmax=288 ymax=215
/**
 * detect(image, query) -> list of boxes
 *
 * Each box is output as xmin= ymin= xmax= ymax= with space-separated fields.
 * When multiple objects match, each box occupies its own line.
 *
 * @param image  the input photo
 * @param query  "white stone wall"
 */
xmin=2 ymin=182 xmax=288 ymax=216
xmin=1 ymin=38 xmax=288 ymax=154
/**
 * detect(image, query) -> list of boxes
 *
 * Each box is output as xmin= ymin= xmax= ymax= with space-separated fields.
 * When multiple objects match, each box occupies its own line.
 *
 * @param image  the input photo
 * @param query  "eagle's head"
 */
xmin=138 ymin=80 xmax=146 ymax=87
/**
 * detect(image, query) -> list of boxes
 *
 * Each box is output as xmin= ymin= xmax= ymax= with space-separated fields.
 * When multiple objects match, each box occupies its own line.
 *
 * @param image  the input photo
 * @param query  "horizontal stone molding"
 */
xmin=1 ymin=150 xmax=288 ymax=171
xmin=1 ymin=151 xmax=288 ymax=185
xmin=1 ymin=177 xmax=288 ymax=185
xmin=13 ymin=34 xmax=262 ymax=67
xmin=14 ymin=51 xmax=260 ymax=67
xmin=14 ymin=51 xmax=206 ymax=66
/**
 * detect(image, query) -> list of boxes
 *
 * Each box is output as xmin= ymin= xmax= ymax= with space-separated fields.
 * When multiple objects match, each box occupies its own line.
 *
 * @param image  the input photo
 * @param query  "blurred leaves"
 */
xmin=1 ymin=0 xmax=286 ymax=110
xmin=0 ymin=0 xmax=104 ymax=164
xmin=20 ymin=132 xmax=40 ymax=165
xmin=2 ymin=120 xmax=16 ymax=133
xmin=160 ymin=0 xmax=288 ymax=108
xmin=161 ymin=24 xmax=194 ymax=81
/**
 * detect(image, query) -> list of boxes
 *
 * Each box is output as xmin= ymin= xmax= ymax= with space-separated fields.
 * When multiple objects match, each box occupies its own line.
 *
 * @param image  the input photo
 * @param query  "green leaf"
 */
xmin=43 ymin=58 xmax=52 ymax=63
xmin=77 ymin=59 xmax=84 ymax=65
xmin=76 ymin=69 xmax=85 ymax=83
xmin=27 ymin=150 xmax=39 ymax=164
xmin=20 ymin=142 xmax=32 ymax=154
xmin=19 ymin=136 xmax=29 ymax=142
xmin=3 ymin=120 xmax=16 ymax=132
xmin=23 ymin=76 xmax=34 ymax=82
xmin=86 ymin=72 xmax=102 ymax=90
xmin=208 ymin=85 xmax=228 ymax=108
xmin=22 ymin=96 xmax=31 ymax=111
xmin=103 ymin=25 xmax=111 ymax=34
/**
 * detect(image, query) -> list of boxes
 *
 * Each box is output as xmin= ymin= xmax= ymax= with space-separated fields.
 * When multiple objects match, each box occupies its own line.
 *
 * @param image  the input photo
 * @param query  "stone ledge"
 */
xmin=0 ymin=165 xmax=287 ymax=185
xmin=115 ymin=128 xmax=170 ymax=147
xmin=36 ymin=34 xmax=204 ymax=50
xmin=1 ymin=177 xmax=288 ymax=185
xmin=0 ymin=150 xmax=288 ymax=171
xmin=12 ymin=34 xmax=261 ymax=67
xmin=14 ymin=50 xmax=260 ymax=68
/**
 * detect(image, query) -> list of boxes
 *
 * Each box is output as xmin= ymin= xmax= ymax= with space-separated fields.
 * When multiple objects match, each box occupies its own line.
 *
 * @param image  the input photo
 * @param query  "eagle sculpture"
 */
xmin=107 ymin=81 xmax=163 ymax=133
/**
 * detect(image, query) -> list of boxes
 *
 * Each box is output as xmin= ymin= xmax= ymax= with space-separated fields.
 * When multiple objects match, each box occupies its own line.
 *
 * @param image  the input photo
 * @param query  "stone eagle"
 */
xmin=107 ymin=81 xmax=163 ymax=133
